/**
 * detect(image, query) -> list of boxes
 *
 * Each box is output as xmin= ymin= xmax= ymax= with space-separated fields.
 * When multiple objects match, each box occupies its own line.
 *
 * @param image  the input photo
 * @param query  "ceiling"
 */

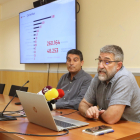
xmin=0 ymin=0 xmax=11 ymax=4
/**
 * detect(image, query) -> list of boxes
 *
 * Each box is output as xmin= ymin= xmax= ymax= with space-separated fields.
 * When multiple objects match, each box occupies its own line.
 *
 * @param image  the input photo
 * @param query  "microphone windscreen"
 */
xmin=37 ymin=90 xmax=43 ymax=95
xmin=55 ymin=89 xmax=65 ymax=100
xmin=45 ymin=88 xmax=58 ymax=101
xmin=42 ymin=86 xmax=52 ymax=95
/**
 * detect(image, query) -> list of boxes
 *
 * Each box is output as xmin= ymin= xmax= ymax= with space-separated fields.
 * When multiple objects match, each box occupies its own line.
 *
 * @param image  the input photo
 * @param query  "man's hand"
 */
xmin=99 ymin=110 xmax=105 ymax=116
xmin=79 ymin=99 xmax=125 ymax=124
xmin=86 ymin=106 xmax=99 ymax=119
xmin=86 ymin=106 xmax=105 ymax=119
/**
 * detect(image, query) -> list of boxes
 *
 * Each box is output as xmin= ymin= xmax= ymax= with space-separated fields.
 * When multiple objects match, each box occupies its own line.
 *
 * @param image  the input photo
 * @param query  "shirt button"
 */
xmin=64 ymin=98 xmax=65 ymax=100
xmin=67 ymin=90 xmax=69 ymax=91
xmin=70 ymin=82 xmax=72 ymax=83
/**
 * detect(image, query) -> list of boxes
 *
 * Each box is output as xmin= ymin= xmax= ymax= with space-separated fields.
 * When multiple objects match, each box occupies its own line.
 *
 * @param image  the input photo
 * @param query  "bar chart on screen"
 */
xmin=19 ymin=0 xmax=76 ymax=64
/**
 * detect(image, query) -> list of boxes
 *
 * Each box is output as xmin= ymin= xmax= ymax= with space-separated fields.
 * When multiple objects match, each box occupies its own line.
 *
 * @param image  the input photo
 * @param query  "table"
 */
xmin=0 ymin=94 xmax=140 ymax=140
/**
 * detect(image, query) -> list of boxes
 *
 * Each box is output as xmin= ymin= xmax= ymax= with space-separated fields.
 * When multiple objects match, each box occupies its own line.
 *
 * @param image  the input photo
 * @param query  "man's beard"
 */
xmin=98 ymin=66 xmax=117 ymax=82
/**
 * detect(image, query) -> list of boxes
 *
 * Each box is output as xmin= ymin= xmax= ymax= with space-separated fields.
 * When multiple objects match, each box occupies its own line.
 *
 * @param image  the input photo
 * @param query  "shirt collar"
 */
xmin=109 ymin=66 xmax=124 ymax=83
xmin=67 ymin=69 xmax=84 ymax=81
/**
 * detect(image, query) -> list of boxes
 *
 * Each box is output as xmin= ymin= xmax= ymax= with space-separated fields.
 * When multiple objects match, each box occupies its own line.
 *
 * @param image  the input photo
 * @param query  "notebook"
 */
xmin=16 ymin=90 xmax=89 ymax=131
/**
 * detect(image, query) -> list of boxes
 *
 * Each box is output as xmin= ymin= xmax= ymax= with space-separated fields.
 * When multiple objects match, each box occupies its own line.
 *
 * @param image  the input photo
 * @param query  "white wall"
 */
xmin=77 ymin=0 xmax=140 ymax=71
xmin=1 ymin=0 xmax=34 ymax=20
xmin=1 ymin=0 xmax=140 ymax=73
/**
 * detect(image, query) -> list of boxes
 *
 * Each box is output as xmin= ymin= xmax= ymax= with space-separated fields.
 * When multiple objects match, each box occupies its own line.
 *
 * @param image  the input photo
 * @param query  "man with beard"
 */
xmin=79 ymin=45 xmax=140 ymax=124
xmin=50 ymin=49 xmax=92 ymax=110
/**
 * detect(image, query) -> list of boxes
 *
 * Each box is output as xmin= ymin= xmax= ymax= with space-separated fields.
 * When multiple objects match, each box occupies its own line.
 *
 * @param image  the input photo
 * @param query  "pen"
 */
xmin=95 ymin=130 xmax=114 ymax=136
xmin=95 ymin=132 xmax=104 ymax=136
xmin=105 ymin=130 xmax=114 ymax=133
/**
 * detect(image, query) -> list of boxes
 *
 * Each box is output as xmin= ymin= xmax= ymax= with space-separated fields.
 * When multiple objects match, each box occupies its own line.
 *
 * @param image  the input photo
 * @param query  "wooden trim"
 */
xmin=0 ymin=71 xmax=140 ymax=95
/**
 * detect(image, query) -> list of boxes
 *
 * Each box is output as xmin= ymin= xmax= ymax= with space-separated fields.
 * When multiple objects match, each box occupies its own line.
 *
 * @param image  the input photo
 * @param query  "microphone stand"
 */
xmin=0 ymin=80 xmax=29 ymax=121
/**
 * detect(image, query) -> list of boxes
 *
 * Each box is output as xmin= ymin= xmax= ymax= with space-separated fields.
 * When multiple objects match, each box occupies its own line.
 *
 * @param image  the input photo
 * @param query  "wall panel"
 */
xmin=0 ymin=71 xmax=140 ymax=96
xmin=0 ymin=71 xmax=48 ymax=95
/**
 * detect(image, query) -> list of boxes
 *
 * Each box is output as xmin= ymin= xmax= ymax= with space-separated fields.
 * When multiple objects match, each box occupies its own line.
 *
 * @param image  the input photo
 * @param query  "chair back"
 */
xmin=9 ymin=85 xmax=28 ymax=97
xmin=0 ymin=84 xmax=5 ymax=94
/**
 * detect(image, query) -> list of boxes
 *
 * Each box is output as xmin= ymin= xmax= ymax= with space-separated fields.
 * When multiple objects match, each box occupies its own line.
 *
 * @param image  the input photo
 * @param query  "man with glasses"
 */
xmin=79 ymin=45 xmax=140 ymax=124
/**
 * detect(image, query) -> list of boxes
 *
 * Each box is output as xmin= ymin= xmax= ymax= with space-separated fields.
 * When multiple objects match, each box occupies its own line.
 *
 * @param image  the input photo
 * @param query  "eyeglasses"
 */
xmin=95 ymin=58 xmax=120 ymax=65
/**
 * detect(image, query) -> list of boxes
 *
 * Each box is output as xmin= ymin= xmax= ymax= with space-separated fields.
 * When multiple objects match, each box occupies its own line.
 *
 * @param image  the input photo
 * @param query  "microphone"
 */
xmin=45 ymin=88 xmax=65 ymax=111
xmin=45 ymin=88 xmax=59 ymax=101
xmin=45 ymin=88 xmax=65 ymax=101
xmin=37 ymin=86 xmax=52 ymax=95
xmin=0 ymin=80 xmax=29 ymax=121
xmin=54 ymin=89 xmax=65 ymax=100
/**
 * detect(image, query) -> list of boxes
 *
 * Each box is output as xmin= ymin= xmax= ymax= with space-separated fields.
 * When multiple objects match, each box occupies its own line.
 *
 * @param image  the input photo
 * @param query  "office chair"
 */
xmin=9 ymin=85 xmax=28 ymax=97
xmin=0 ymin=84 xmax=5 ymax=94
